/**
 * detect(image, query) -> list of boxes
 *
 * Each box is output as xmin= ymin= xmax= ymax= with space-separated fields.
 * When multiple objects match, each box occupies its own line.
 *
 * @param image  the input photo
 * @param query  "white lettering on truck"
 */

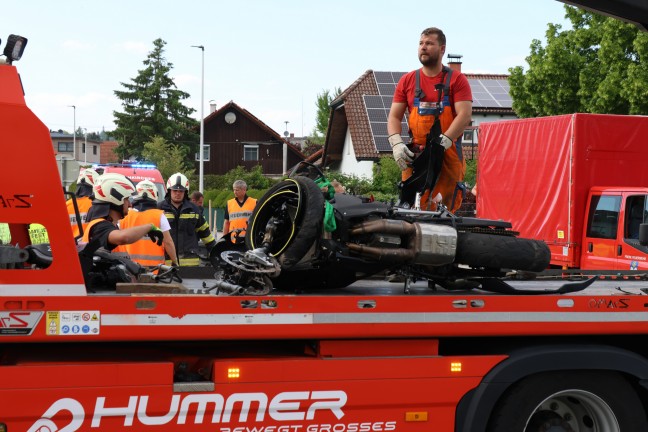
xmin=29 ymin=390 xmax=348 ymax=431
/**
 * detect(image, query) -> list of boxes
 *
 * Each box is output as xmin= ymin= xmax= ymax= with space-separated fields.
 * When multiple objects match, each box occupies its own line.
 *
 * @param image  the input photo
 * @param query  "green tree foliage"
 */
xmin=372 ymin=156 xmax=400 ymax=195
xmin=310 ymin=87 xmax=342 ymax=145
xmin=509 ymin=6 xmax=648 ymax=117
xmin=204 ymin=165 xmax=273 ymax=191
xmin=464 ymin=159 xmax=477 ymax=188
xmin=203 ymin=166 xmax=275 ymax=208
xmin=141 ymin=136 xmax=193 ymax=181
xmin=113 ymin=39 xmax=199 ymax=159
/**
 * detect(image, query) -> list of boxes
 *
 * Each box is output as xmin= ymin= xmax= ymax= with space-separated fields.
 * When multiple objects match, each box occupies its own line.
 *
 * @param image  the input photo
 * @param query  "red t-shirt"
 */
xmin=393 ymin=67 xmax=473 ymax=117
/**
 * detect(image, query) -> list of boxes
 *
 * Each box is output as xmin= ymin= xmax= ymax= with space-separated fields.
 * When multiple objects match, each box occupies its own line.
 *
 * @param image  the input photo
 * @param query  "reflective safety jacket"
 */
xmin=159 ymin=198 xmax=215 ymax=264
xmin=66 ymin=196 xmax=93 ymax=238
xmin=118 ymin=209 xmax=166 ymax=268
xmin=226 ymin=196 xmax=257 ymax=240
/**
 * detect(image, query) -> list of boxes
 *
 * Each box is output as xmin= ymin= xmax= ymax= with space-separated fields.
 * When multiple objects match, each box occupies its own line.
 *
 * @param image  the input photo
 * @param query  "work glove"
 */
xmin=439 ymin=134 xmax=453 ymax=150
xmin=388 ymin=133 xmax=414 ymax=171
xmin=147 ymin=225 xmax=164 ymax=246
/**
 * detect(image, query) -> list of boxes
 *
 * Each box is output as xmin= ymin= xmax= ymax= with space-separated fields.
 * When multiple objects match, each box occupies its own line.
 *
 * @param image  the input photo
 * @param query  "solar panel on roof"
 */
xmin=467 ymin=77 xmax=512 ymax=109
xmin=364 ymin=71 xmax=411 ymax=152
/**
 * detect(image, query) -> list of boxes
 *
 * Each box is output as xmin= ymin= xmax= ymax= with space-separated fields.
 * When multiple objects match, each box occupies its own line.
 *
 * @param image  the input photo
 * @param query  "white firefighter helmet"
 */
xmin=135 ymin=180 xmax=158 ymax=201
xmin=166 ymin=173 xmax=190 ymax=192
xmin=77 ymin=168 xmax=99 ymax=187
xmin=93 ymin=173 xmax=135 ymax=206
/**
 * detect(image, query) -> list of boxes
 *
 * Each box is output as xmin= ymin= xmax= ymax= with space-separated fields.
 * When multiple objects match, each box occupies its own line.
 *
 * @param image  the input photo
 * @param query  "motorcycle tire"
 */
xmin=455 ymin=231 xmax=550 ymax=272
xmin=246 ymin=176 xmax=324 ymax=269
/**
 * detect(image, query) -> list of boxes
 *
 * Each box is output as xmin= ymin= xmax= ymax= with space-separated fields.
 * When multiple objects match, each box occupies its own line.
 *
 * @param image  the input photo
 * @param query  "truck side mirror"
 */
xmin=639 ymin=223 xmax=648 ymax=246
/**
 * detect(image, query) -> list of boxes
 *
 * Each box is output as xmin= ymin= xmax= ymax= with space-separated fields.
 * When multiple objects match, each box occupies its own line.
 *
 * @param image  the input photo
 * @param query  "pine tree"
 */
xmin=113 ymin=38 xmax=199 ymax=159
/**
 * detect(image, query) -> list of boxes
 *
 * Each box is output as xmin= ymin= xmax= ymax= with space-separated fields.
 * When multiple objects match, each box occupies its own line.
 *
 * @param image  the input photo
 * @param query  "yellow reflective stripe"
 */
xmin=178 ymin=257 xmax=200 ymax=266
xmin=179 ymin=214 xmax=199 ymax=219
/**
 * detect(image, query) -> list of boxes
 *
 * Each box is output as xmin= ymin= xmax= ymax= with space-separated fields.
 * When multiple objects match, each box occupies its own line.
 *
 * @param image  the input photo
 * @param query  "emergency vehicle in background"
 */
xmin=477 ymin=114 xmax=648 ymax=270
xmin=88 ymin=162 xmax=166 ymax=202
xmin=4 ymin=2 xmax=648 ymax=431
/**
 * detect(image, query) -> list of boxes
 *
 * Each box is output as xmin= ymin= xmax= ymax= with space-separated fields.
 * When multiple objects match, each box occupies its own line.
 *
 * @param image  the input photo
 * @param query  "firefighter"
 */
xmin=158 ymin=173 xmax=215 ymax=266
xmin=222 ymin=179 xmax=257 ymax=244
xmin=81 ymin=173 xmax=163 ymax=251
xmin=66 ymin=168 xmax=98 ymax=238
xmin=117 ymin=180 xmax=178 ymax=268
xmin=387 ymin=27 xmax=472 ymax=211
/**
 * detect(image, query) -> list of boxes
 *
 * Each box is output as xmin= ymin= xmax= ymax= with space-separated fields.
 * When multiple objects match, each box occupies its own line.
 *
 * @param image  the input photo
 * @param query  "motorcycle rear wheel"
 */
xmin=246 ymin=176 xmax=324 ymax=269
xmin=455 ymin=231 xmax=550 ymax=272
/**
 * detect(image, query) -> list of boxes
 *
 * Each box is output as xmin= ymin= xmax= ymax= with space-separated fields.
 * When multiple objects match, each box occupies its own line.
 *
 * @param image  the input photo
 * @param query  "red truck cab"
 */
xmin=581 ymin=187 xmax=648 ymax=270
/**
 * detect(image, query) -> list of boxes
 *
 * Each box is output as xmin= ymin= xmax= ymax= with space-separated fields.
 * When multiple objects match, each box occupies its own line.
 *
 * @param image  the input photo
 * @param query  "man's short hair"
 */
xmin=190 ymin=191 xmax=204 ymax=201
xmin=233 ymin=179 xmax=247 ymax=190
xmin=421 ymin=27 xmax=446 ymax=46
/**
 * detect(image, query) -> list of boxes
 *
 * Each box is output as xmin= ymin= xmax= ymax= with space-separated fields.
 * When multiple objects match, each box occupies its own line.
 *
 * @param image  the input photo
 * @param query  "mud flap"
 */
xmin=478 ymin=276 xmax=599 ymax=295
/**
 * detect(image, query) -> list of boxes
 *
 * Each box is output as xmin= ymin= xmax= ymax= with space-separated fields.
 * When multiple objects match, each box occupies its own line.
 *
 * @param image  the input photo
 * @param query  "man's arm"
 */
xmin=387 ymin=102 xmax=407 ymax=136
xmin=223 ymin=219 xmax=230 ymax=234
xmin=387 ymin=101 xmax=413 ymax=171
xmin=442 ymin=100 xmax=473 ymax=141
xmin=108 ymin=223 xmax=155 ymax=246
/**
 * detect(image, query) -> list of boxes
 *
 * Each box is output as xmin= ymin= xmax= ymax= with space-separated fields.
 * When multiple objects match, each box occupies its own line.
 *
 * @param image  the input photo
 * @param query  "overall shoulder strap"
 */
xmin=414 ymin=69 xmax=426 ymax=99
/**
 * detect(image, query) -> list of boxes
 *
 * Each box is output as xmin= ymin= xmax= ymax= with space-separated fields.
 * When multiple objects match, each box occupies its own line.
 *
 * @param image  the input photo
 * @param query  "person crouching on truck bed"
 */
xmin=66 ymin=168 xmax=98 ymax=238
xmin=116 ymin=180 xmax=178 ymax=268
xmin=158 ymin=173 xmax=215 ymax=266
xmin=79 ymin=173 xmax=164 ymax=287
xmin=81 ymin=173 xmax=164 ymax=253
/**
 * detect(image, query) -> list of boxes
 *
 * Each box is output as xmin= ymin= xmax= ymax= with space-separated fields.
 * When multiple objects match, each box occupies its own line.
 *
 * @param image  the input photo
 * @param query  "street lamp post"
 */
xmin=83 ymin=128 xmax=88 ymax=164
xmin=68 ymin=105 xmax=76 ymax=161
xmin=192 ymin=44 xmax=205 ymax=193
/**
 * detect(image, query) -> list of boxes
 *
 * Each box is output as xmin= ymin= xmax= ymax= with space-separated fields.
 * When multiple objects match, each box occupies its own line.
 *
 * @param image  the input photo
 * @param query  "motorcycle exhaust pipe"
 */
xmin=349 ymin=219 xmax=416 ymax=237
xmin=346 ymin=243 xmax=415 ymax=262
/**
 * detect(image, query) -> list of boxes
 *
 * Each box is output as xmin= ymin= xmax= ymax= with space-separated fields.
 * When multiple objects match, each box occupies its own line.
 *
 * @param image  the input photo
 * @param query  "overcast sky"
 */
xmin=5 ymin=0 xmax=571 ymax=138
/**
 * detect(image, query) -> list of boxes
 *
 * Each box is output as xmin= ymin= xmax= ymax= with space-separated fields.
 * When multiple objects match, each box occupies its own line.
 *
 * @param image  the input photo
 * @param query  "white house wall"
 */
xmin=339 ymin=127 xmax=374 ymax=179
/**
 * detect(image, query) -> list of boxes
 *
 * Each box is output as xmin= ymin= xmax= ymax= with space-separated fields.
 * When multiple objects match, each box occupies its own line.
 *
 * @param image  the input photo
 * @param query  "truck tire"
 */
xmin=486 ymin=371 xmax=647 ymax=431
xmin=455 ymin=232 xmax=550 ymax=272
xmin=246 ymin=176 xmax=324 ymax=269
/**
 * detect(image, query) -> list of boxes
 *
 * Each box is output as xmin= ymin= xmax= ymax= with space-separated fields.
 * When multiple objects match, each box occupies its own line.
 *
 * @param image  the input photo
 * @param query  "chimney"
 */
xmin=209 ymin=100 xmax=217 ymax=113
xmin=447 ymin=53 xmax=462 ymax=73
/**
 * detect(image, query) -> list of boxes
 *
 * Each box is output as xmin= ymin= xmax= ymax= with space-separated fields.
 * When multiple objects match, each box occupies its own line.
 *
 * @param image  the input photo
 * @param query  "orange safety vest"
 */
xmin=81 ymin=218 xmax=108 ymax=243
xmin=118 ymin=209 xmax=166 ymax=268
xmin=402 ymin=67 xmax=465 ymax=212
xmin=66 ymin=196 xmax=93 ymax=238
xmin=227 ymin=197 xmax=257 ymax=239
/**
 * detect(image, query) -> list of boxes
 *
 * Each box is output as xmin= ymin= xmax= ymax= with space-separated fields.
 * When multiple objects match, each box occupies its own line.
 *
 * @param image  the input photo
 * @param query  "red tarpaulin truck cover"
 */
xmin=477 ymin=113 xmax=648 ymax=267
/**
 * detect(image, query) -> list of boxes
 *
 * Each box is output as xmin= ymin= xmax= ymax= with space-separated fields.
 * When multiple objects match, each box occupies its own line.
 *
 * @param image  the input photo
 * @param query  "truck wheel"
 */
xmin=455 ymin=232 xmax=550 ymax=272
xmin=487 ymin=371 xmax=647 ymax=431
xmin=246 ymin=176 xmax=324 ymax=269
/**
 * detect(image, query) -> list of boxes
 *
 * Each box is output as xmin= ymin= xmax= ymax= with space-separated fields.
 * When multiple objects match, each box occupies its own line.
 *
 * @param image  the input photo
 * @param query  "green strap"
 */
xmin=323 ymin=201 xmax=337 ymax=232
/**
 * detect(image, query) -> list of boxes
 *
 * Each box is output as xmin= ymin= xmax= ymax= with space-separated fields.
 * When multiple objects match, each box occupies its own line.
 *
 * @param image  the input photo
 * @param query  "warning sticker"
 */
xmin=46 ymin=311 xmax=101 ymax=336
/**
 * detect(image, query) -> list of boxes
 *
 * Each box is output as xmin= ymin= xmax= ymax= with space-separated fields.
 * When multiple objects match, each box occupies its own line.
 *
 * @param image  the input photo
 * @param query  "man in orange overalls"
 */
xmin=387 ymin=27 xmax=473 ymax=211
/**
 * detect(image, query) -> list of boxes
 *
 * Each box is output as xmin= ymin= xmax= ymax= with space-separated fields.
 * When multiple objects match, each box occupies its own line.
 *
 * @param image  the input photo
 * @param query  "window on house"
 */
xmin=194 ymin=144 xmax=211 ymax=161
xmin=82 ymin=143 xmax=86 ymax=153
xmin=244 ymin=144 xmax=259 ymax=161
xmin=57 ymin=142 xmax=73 ymax=152
xmin=93 ymin=145 xmax=97 ymax=155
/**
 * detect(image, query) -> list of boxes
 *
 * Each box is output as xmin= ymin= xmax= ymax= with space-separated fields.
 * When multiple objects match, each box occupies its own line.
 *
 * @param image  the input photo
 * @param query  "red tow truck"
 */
xmin=5 ymin=3 xmax=648 ymax=430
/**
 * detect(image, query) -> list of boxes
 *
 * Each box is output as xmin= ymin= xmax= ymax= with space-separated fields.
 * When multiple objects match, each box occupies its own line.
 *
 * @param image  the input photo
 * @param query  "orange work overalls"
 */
xmin=402 ymin=67 xmax=465 ymax=212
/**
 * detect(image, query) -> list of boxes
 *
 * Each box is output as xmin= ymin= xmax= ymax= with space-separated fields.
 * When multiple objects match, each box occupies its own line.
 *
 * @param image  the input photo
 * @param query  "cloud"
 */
xmin=62 ymin=40 xmax=94 ymax=51
xmin=112 ymin=41 xmax=149 ymax=55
